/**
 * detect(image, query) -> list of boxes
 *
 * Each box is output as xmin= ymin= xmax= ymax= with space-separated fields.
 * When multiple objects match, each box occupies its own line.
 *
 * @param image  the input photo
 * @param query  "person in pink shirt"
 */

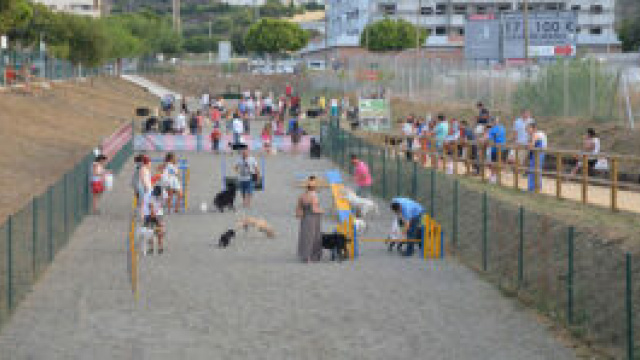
xmin=351 ymin=154 xmax=372 ymax=196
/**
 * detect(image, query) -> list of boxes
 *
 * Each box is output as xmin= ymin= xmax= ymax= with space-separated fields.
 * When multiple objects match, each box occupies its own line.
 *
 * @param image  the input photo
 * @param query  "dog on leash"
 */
xmin=340 ymin=187 xmax=379 ymax=218
xmin=321 ymin=232 xmax=350 ymax=261
xmin=236 ymin=216 xmax=276 ymax=238
xmin=213 ymin=182 xmax=237 ymax=212
xmin=218 ymin=229 xmax=236 ymax=248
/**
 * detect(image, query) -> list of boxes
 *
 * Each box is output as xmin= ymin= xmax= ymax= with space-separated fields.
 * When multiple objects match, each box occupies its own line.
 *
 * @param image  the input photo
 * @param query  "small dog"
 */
xmin=321 ymin=232 xmax=350 ymax=261
xmin=213 ymin=182 xmax=237 ymax=212
xmin=387 ymin=218 xmax=405 ymax=252
xmin=218 ymin=229 xmax=236 ymax=248
xmin=237 ymin=216 xmax=276 ymax=238
xmin=341 ymin=188 xmax=379 ymax=218
xmin=354 ymin=218 xmax=367 ymax=235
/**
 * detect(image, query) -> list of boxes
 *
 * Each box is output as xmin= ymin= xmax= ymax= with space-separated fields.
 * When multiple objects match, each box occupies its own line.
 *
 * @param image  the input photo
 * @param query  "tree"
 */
xmin=618 ymin=19 xmax=640 ymax=52
xmin=244 ymin=18 xmax=308 ymax=55
xmin=230 ymin=29 xmax=247 ymax=54
xmin=360 ymin=18 xmax=428 ymax=52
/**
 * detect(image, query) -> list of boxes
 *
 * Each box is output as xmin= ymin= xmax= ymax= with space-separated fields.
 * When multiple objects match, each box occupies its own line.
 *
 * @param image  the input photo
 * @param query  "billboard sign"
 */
xmin=502 ymin=11 xmax=577 ymax=59
xmin=218 ymin=41 xmax=231 ymax=63
xmin=464 ymin=14 xmax=501 ymax=60
xmin=358 ymin=98 xmax=391 ymax=131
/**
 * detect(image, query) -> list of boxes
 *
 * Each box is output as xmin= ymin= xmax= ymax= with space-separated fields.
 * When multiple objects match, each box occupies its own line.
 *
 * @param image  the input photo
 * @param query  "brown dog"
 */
xmin=236 ymin=216 xmax=276 ymax=238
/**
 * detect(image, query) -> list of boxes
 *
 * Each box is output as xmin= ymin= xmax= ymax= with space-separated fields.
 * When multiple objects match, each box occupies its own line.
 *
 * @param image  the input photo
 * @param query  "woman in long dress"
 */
xmin=296 ymin=177 xmax=323 ymax=262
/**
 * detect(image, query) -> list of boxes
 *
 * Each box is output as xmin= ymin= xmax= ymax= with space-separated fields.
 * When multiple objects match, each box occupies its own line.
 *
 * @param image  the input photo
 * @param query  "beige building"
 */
xmin=36 ymin=0 xmax=105 ymax=17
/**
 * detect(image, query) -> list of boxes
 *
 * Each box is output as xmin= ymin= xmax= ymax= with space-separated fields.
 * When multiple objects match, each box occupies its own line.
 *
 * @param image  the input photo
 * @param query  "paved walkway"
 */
xmin=121 ymin=74 xmax=182 ymax=100
xmin=0 ymin=148 xmax=575 ymax=359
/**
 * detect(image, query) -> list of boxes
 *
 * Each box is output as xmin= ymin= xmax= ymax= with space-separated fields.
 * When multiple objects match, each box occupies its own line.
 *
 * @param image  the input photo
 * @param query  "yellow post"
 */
xmin=435 ymin=224 xmax=442 ymax=258
xmin=422 ymin=214 xmax=429 ymax=259
xmin=430 ymin=223 xmax=436 ymax=258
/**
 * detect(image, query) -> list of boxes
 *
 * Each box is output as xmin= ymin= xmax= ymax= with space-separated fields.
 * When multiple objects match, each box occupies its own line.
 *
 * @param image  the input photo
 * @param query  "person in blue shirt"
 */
xmin=390 ymin=198 xmax=425 ymax=256
xmin=485 ymin=117 xmax=506 ymax=183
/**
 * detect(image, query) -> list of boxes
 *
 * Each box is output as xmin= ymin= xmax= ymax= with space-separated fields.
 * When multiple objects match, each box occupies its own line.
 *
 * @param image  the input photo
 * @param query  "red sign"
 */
xmin=554 ymin=45 xmax=576 ymax=56
xmin=468 ymin=14 xmax=495 ymax=21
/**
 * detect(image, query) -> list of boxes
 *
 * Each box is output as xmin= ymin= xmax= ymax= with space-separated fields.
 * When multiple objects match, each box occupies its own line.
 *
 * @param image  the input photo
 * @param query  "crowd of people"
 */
xmin=396 ymin=103 xmax=550 ymax=192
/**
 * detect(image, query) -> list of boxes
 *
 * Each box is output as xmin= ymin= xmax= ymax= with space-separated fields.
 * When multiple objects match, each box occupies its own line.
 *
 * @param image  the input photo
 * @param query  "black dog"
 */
xmin=213 ymin=183 xmax=237 ymax=212
xmin=218 ymin=229 xmax=236 ymax=248
xmin=322 ymin=232 xmax=350 ymax=261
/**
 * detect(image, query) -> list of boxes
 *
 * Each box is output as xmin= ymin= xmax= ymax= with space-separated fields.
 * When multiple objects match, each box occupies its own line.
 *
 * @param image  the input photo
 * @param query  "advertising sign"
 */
xmin=464 ymin=14 xmax=501 ymax=60
xmin=502 ymin=11 xmax=577 ymax=59
xmin=359 ymin=98 xmax=391 ymax=131
xmin=218 ymin=41 xmax=231 ymax=63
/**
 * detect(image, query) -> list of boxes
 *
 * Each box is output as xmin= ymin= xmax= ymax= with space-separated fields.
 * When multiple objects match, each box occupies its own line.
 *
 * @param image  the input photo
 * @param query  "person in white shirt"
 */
xmin=232 ymin=114 xmax=244 ymax=144
xmin=571 ymin=128 xmax=601 ymax=176
xmin=527 ymin=122 xmax=547 ymax=192
xmin=174 ymin=111 xmax=187 ymax=134
xmin=235 ymin=149 xmax=260 ymax=208
xmin=512 ymin=109 xmax=534 ymax=165
xmin=142 ymin=185 xmax=165 ymax=255
xmin=201 ymin=93 xmax=210 ymax=111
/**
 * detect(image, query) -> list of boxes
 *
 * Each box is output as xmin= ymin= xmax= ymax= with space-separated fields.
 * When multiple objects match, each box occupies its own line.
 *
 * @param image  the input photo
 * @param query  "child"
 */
xmin=211 ymin=125 xmax=222 ymax=153
xmin=261 ymin=123 xmax=272 ymax=154
xmin=162 ymin=152 xmax=183 ymax=213
xmin=142 ymin=185 xmax=165 ymax=255
xmin=91 ymin=154 xmax=109 ymax=214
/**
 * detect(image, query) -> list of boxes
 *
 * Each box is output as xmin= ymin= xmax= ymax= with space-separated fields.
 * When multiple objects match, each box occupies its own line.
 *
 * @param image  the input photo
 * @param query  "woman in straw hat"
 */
xmin=296 ymin=176 xmax=324 ymax=262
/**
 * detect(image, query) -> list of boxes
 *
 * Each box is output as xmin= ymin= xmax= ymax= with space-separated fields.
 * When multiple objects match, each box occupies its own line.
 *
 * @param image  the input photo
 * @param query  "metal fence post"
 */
xmin=453 ymin=180 xmax=459 ymax=248
xmin=396 ymin=154 xmax=401 ymax=196
xmin=64 ymin=173 xmax=68 ymax=239
xmin=430 ymin=170 xmax=435 ymax=217
xmin=48 ymin=187 xmax=53 ymax=262
xmin=567 ymin=226 xmax=574 ymax=324
xmin=32 ymin=199 xmax=38 ymax=279
xmin=412 ymin=160 xmax=417 ymax=199
xmin=482 ymin=192 xmax=488 ymax=272
xmin=518 ymin=206 xmax=524 ymax=287
xmin=382 ymin=151 xmax=387 ymax=199
xmin=7 ymin=215 xmax=12 ymax=310
xmin=626 ymin=253 xmax=634 ymax=360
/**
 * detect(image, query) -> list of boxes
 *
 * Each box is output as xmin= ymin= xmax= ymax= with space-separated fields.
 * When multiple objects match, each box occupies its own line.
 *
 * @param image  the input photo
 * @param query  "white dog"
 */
xmin=341 ymin=187 xmax=379 ymax=218
xmin=354 ymin=218 xmax=367 ymax=235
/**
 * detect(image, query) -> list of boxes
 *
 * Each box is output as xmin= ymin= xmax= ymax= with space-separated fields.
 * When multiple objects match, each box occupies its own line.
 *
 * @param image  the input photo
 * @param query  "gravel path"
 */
xmin=0 ymin=147 xmax=576 ymax=360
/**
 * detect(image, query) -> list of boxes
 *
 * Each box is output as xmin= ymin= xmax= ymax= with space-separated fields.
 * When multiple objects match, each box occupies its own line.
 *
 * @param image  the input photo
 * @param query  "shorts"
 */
xmin=91 ymin=181 xmax=104 ymax=194
xmin=239 ymin=180 xmax=253 ymax=196
xmin=144 ymin=215 xmax=160 ymax=228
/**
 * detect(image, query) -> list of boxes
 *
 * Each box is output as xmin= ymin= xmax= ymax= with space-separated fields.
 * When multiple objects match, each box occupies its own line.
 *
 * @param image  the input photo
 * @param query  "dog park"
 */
xmin=0 ymin=74 xmax=638 ymax=359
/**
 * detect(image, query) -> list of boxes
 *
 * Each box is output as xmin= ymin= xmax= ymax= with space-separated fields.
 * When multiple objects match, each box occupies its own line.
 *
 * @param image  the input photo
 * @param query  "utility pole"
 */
xmin=208 ymin=20 xmax=212 ymax=64
xmin=324 ymin=1 xmax=329 ymax=70
xmin=172 ymin=0 xmax=181 ymax=34
xmin=523 ymin=0 xmax=529 ymax=62
xmin=254 ymin=0 xmax=259 ymax=22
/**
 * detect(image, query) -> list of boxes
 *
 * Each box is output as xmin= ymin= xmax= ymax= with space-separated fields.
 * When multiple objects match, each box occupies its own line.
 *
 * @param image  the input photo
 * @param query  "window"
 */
xmin=497 ymin=4 xmax=511 ymax=11
xmin=545 ymin=3 xmax=559 ymax=10
xmin=435 ymin=26 xmax=447 ymax=35
xmin=589 ymin=27 xmax=602 ymax=35
xmin=453 ymin=5 xmax=467 ymax=14
xmin=420 ymin=6 xmax=433 ymax=15
xmin=379 ymin=3 xmax=396 ymax=15
xmin=457 ymin=28 xmax=465 ymax=36
xmin=476 ymin=5 xmax=487 ymax=14
xmin=590 ymin=4 xmax=603 ymax=14
xmin=435 ymin=3 xmax=447 ymax=15
xmin=576 ymin=26 xmax=581 ymax=33
xmin=571 ymin=5 xmax=580 ymax=11
xmin=49 ymin=4 xmax=56 ymax=9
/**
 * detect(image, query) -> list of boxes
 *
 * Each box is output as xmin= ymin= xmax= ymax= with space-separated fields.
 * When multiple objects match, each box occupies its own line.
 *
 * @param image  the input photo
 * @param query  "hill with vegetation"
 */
xmin=110 ymin=0 xmax=324 ymax=54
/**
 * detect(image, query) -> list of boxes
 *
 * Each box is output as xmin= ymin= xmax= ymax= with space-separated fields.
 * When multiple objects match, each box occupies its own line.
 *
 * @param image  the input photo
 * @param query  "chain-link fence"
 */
xmin=309 ymin=55 xmax=640 ymax=128
xmin=320 ymin=121 xmax=637 ymax=359
xmin=0 ymin=49 xmax=117 ymax=86
xmin=0 ymin=137 xmax=133 ymax=328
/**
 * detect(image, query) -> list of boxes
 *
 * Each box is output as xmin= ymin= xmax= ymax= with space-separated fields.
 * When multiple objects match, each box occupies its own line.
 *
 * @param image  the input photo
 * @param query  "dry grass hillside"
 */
xmin=0 ymin=77 xmax=158 ymax=222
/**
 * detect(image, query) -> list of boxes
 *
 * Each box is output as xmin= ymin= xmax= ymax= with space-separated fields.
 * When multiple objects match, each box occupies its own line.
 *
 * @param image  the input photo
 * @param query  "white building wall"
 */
xmin=324 ymin=0 xmax=619 ymax=49
xmin=36 ymin=0 xmax=102 ymax=16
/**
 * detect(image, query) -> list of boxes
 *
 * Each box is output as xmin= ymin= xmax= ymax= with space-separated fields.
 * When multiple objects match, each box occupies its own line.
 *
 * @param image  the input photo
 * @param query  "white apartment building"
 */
xmin=325 ymin=0 xmax=619 ymax=52
xmin=36 ymin=0 xmax=103 ymax=17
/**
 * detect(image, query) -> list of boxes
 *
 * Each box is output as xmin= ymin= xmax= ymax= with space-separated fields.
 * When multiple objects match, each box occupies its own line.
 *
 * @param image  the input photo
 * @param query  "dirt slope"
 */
xmin=0 ymin=77 xmax=158 ymax=222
